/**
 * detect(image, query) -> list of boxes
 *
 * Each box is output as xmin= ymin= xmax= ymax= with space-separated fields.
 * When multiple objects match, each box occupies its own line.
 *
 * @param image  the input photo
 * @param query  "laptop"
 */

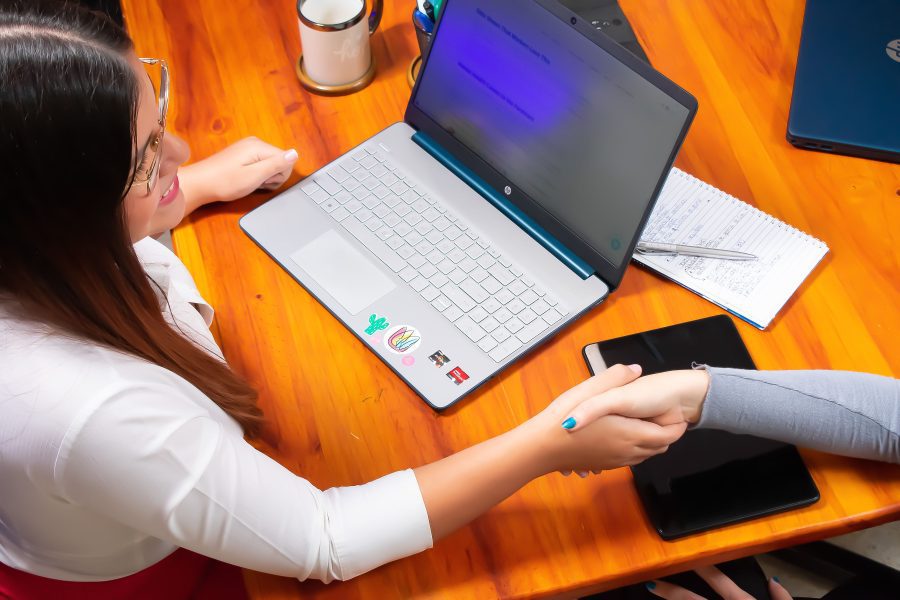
xmin=787 ymin=0 xmax=900 ymax=163
xmin=240 ymin=0 xmax=697 ymax=410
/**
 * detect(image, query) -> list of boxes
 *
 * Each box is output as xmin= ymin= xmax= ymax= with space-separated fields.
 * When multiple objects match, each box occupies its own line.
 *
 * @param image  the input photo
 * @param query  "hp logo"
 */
xmin=887 ymin=39 xmax=900 ymax=63
xmin=504 ymin=185 xmax=512 ymax=196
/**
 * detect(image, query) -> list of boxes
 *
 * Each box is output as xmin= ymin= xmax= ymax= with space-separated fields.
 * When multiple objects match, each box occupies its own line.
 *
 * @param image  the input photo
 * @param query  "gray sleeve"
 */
xmin=695 ymin=368 xmax=900 ymax=464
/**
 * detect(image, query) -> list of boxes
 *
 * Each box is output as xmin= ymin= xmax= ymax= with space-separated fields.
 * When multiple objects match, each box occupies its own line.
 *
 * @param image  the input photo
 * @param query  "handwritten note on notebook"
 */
xmin=634 ymin=168 xmax=828 ymax=329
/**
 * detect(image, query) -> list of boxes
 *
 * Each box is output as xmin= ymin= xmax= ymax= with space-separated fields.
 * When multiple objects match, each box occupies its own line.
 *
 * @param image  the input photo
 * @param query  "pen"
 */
xmin=635 ymin=241 xmax=758 ymax=261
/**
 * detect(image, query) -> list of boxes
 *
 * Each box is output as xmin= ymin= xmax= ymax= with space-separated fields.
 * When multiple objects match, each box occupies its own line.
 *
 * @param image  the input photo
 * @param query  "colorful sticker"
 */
xmin=365 ymin=313 xmax=389 ymax=335
xmin=447 ymin=366 xmax=469 ymax=385
xmin=428 ymin=350 xmax=450 ymax=368
xmin=383 ymin=324 xmax=422 ymax=354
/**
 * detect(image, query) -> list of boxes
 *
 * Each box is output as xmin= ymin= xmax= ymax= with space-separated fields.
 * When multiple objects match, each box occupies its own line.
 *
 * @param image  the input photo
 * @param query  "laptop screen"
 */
xmin=413 ymin=0 xmax=691 ymax=270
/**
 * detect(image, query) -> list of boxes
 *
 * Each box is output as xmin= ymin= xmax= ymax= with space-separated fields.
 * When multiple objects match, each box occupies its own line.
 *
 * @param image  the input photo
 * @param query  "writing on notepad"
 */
xmin=635 ymin=168 xmax=828 ymax=328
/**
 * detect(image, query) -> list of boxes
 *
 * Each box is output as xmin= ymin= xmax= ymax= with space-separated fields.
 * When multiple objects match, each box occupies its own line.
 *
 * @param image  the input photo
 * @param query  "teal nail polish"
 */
xmin=772 ymin=576 xmax=780 ymax=583
xmin=645 ymin=581 xmax=656 ymax=590
xmin=561 ymin=417 xmax=576 ymax=430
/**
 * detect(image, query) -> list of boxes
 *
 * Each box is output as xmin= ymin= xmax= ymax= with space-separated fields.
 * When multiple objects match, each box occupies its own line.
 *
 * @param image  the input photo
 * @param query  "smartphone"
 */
xmin=583 ymin=315 xmax=820 ymax=540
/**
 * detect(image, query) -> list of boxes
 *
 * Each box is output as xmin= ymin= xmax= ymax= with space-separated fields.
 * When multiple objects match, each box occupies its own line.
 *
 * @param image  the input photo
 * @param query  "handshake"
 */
xmin=525 ymin=364 xmax=712 ymax=478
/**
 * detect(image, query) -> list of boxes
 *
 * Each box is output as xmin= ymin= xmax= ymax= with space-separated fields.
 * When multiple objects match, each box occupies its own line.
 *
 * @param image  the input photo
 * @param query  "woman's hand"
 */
xmin=178 ymin=137 xmax=299 ymax=213
xmin=526 ymin=365 xmax=689 ymax=476
xmin=646 ymin=566 xmax=793 ymax=600
xmin=559 ymin=369 xmax=711 ymax=434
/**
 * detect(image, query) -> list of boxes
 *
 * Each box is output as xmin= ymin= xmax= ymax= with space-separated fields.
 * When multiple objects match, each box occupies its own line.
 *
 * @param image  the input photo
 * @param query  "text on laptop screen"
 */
xmin=414 ymin=0 xmax=690 ymax=268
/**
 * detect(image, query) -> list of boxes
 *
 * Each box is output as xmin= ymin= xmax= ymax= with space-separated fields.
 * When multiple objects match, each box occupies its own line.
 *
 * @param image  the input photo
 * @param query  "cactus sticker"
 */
xmin=383 ymin=324 xmax=422 ymax=354
xmin=365 ymin=313 xmax=389 ymax=335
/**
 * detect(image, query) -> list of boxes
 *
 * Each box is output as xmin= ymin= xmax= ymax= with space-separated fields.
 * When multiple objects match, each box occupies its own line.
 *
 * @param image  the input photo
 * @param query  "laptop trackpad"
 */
xmin=289 ymin=229 xmax=396 ymax=315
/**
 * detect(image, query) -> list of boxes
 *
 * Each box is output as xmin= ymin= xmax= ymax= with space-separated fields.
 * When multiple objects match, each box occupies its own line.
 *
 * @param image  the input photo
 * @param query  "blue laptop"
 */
xmin=787 ymin=0 xmax=900 ymax=163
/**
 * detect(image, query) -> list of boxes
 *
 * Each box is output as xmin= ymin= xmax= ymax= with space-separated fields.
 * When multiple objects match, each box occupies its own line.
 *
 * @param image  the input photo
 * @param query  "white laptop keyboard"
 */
xmin=299 ymin=146 xmax=568 ymax=363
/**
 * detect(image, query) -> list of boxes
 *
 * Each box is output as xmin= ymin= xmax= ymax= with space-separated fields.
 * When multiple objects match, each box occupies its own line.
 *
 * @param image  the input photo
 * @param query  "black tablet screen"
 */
xmin=586 ymin=315 xmax=819 ymax=539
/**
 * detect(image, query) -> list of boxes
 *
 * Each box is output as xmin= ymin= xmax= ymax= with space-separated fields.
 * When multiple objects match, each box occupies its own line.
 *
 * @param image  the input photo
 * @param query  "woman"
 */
xmin=0 ymin=2 xmax=684 ymax=596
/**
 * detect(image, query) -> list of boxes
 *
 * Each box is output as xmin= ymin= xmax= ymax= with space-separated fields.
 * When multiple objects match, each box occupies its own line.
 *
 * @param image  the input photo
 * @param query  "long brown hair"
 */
xmin=0 ymin=1 xmax=263 ymax=436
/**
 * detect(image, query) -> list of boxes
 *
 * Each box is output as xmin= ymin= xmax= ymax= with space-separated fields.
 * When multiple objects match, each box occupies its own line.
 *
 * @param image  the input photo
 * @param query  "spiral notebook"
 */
xmin=635 ymin=168 xmax=828 ymax=329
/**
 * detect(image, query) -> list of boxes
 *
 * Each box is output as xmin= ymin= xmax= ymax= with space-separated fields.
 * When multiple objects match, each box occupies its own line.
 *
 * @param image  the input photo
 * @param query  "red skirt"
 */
xmin=0 ymin=548 xmax=248 ymax=600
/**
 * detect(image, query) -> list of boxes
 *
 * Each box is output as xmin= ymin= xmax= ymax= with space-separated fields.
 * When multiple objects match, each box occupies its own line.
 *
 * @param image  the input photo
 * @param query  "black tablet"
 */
xmin=583 ymin=315 xmax=820 ymax=540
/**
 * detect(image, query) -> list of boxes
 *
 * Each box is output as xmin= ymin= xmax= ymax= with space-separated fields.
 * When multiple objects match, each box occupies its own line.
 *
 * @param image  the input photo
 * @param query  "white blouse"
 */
xmin=0 ymin=237 xmax=432 ymax=582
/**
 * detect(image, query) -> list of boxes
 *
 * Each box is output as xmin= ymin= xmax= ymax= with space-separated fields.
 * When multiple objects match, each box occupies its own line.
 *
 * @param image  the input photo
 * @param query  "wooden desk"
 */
xmin=123 ymin=0 xmax=900 ymax=597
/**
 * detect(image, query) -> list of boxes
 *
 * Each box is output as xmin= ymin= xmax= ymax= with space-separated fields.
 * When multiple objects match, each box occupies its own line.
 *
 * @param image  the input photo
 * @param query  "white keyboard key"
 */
xmin=382 ymin=173 xmax=399 ymax=187
xmin=488 ymin=247 xmax=500 ymax=258
xmin=448 ymin=249 xmax=466 ymax=264
xmin=333 ymin=191 xmax=353 ymax=205
xmin=519 ymin=308 xmax=538 ymax=325
xmin=506 ymin=318 xmax=524 ymax=334
xmin=499 ymin=256 xmax=512 ymax=268
xmin=432 ymin=295 xmax=452 ymax=312
xmin=415 ymin=240 xmax=434 ymax=255
xmin=362 ymin=176 xmax=379 ymax=191
xmin=370 ymin=164 xmax=388 ymax=178
xmin=510 ymin=265 xmax=523 ymax=277
xmin=405 ymin=231 xmax=423 ymax=246
xmin=435 ymin=259 xmax=454 ymax=274
xmin=386 ymin=236 xmax=404 ymax=250
xmin=390 ymin=181 xmax=410 ymax=195
xmin=420 ymin=285 xmax=441 ymax=302
xmin=542 ymin=307 xmax=564 ymax=326
xmin=422 ymin=207 xmax=441 ymax=222
xmin=394 ymin=222 xmax=413 ymax=237
xmin=376 ymin=226 xmax=393 ymax=241
xmin=437 ymin=240 xmax=454 ymax=254
xmin=477 ymin=255 xmax=496 ymax=269
xmin=301 ymin=181 xmax=322 ymax=196
xmin=355 ymin=208 xmax=373 ymax=222
xmin=365 ymin=218 xmax=381 ymax=232
xmin=495 ymin=289 xmax=514 ymax=304
xmin=412 ymin=198 xmax=430 ymax=213
xmin=481 ymin=276 xmax=502 ymax=295
xmin=404 ymin=212 xmax=423 ymax=226
xmin=494 ymin=307 xmax=513 ymax=323
xmin=469 ymin=305 xmax=489 ymax=323
xmin=482 ymin=297 xmax=501 ymax=314
xmin=342 ymin=216 xmax=407 ymax=272
xmin=399 ymin=266 xmax=418 ymax=282
xmin=458 ymin=257 xmax=478 ymax=273
xmin=343 ymin=158 xmax=361 ymax=172
xmin=351 ymin=150 xmax=366 ymax=161
xmin=317 ymin=176 xmax=342 ymax=195
xmin=522 ymin=276 xmax=534 ymax=286
xmin=362 ymin=194 xmax=381 ymax=209
xmin=443 ymin=285 xmax=477 ymax=312
xmin=478 ymin=336 xmax=498 ymax=353
xmin=448 ymin=269 xmax=467 ymax=285
xmin=433 ymin=216 xmax=451 ymax=231
xmin=426 ymin=230 xmax=444 ymax=245
xmin=394 ymin=203 xmax=412 ymax=217
xmin=488 ymin=264 xmax=514 ymax=285
xmin=481 ymin=317 xmax=500 ymax=333
xmin=351 ymin=186 xmax=369 ymax=200
xmin=418 ymin=262 xmax=438 ymax=278
xmin=509 ymin=280 xmax=528 ymax=296
xmin=401 ymin=189 xmax=419 ymax=204
xmin=515 ymin=319 xmax=547 ymax=344
xmin=342 ymin=178 xmax=361 ymax=193
xmin=408 ymin=254 xmax=427 ymax=269
xmin=508 ymin=298 xmax=526 ymax=314
xmin=489 ymin=337 xmax=522 ymax=362
xmin=344 ymin=199 xmax=363 ymax=213
xmin=456 ymin=236 xmax=474 ymax=250
xmin=531 ymin=299 xmax=551 ymax=315
xmin=445 ymin=226 xmax=463 ymax=241
xmin=384 ymin=214 xmax=402 ymax=228
xmin=309 ymin=188 xmax=329 ymax=204
xmin=331 ymin=206 xmax=350 ymax=222
xmin=492 ymin=327 xmax=511 ymax=343
xmin=373 ymin=205 xmax=391 ymax=219
xmin=383 ymin=193 xmax=401 ymax=208
xmin=396 ymin=245 xmax=415 ymax=260
xmin=455 ymin=316 xmax=486 ymax=342
xmin=360 ymin=156 xmax=378 ymax=169
xmin=465 ymin=245 xmax=484 ymax=260
xmin=329 ymin=165 xmax=351 ymax=183
xmin=444 ymin=305 xmax=464 ymax=323
xmin=429 ymin=272 xmax=449 ymax=288
xmin=320 ymin=198 xmax=339 ymax=213
xmin=426 ymin=249 xmax=445 ymax=265
xmin=410 ymin=276 xmax=429 ymax=292
xmin=470 ymin=268 xmax=489 ymax=283
xmin=520 ymin=290 xmax=539 ymax=305
xmin=460 ymin=280 xmax=489 ymax=303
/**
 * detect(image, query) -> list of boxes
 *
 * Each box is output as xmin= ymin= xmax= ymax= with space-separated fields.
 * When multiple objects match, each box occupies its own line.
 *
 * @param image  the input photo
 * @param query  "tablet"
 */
xmin=583 ymin=315 xmax=820 ymax=540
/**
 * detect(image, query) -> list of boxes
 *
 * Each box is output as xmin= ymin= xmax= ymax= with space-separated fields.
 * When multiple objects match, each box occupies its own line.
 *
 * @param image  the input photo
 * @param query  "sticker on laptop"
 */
xmin=365 ymin=313 xmax=389 ymax=335
xmin=447 ymin=366 xmax=469 ymax=385
xmin=428 ymin=350 xmax=450 ymax=368
xmin=383 ymin=325 xmax=422 ymax=354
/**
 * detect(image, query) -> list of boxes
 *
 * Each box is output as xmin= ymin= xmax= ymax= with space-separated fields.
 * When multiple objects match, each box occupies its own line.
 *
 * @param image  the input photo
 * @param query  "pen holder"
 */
xmin=408 ymin=8 xmax=433 ymax=87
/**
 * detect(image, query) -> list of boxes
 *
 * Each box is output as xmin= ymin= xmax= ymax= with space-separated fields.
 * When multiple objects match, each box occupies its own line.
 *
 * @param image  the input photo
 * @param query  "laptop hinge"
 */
xmin=412 ymin=132 xmax=595 ymax=280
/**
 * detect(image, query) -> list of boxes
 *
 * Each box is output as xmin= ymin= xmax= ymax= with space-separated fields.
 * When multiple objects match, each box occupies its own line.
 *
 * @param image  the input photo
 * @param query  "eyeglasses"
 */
xmin=131 ymin=58 xmax=169 ymax=196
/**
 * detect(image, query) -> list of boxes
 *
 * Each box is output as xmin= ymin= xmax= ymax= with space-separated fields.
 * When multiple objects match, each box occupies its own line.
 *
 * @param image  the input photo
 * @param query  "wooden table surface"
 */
xmin=123 ymin=0 xmax=900 ymax=597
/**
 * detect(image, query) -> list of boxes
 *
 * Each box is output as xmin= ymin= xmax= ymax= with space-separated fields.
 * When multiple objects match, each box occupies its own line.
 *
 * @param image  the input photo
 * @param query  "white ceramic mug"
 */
xmin=297 ymin=0 xmax=383 ymax=86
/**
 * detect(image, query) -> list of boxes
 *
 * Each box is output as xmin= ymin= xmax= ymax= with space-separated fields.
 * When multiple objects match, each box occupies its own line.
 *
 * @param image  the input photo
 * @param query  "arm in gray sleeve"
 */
xmin=696 ymin=368 xmax=900 ymax=464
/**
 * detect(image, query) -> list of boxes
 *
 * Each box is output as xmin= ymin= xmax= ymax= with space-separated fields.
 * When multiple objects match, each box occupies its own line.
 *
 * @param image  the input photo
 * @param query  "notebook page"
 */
xmin=634 ymin=168 xmax=829 ymax=329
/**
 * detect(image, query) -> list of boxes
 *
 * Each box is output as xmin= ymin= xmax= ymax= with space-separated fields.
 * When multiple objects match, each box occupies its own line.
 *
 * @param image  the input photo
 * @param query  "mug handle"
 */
xmin=368 ymin=0 xmax=383 ymax=34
